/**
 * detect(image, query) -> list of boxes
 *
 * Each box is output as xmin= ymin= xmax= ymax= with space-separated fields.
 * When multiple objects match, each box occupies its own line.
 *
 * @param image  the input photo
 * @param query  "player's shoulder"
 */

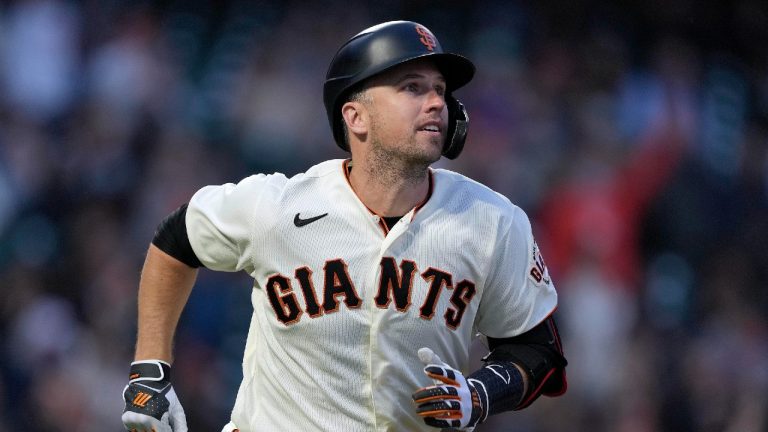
xmin=431 ymin=167 xmax=530 ymax=228
xmin=251 ymin=159 xmax=344 ymax=195
xmin=279 ymin=159 xmax=344 ymax=191
xmin=297 ymin=159 xmax=345 ymax=179
xmin=252 ymin=159 xmax=339 ymax=184
xmin=190 ymin=160 xmax=340 ymax=204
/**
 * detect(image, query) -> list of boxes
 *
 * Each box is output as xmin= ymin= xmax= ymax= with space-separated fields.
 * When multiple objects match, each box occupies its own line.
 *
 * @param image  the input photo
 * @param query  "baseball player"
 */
xmin=122 ymin=21 xmax=567 ymax=432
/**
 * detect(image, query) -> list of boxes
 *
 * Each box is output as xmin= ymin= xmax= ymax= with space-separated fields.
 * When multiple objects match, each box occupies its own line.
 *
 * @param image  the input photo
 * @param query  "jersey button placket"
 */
xmin=367 ymin=219 xmax=412 ymax=429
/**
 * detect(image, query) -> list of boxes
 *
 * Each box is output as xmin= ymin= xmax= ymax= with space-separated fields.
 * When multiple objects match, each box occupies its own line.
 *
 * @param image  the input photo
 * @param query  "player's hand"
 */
xmin=122 ymin=360 xmax=188 ymax=432
xmin=412 ymin=347 xmax=483 ymax=430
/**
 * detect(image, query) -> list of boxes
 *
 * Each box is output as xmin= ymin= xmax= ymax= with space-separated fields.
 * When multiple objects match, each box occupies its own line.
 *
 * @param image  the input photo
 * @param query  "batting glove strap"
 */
xmin=466 ymin=360 xmax=525 ymax=420
xmin=128 ymin=360 xmax=171 ymax=386
xmin=412 ymin=347 xmax=483 ymax=430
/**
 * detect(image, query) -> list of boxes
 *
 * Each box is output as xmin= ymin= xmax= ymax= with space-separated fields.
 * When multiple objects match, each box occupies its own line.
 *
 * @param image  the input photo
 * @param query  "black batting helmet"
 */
xmin=323 ymin=21 xmax=475 ymax=159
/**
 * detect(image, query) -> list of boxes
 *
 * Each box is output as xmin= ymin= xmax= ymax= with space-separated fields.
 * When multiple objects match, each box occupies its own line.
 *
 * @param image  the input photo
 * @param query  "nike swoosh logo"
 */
xmin=293 ymin=212 xmax=328 ymax=227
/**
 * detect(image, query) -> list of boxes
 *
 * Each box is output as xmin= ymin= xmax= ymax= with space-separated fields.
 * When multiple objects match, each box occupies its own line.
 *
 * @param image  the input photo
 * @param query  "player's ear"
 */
xmin=341 ymin=101 xmax=369 ymax=136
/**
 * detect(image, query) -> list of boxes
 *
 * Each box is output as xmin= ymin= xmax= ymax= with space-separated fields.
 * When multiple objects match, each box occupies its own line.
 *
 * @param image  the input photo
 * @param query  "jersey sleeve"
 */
xmin=475 ymin=205 xmax=558 ymax=338
xmin=185 ymin=174 xmax=269 ymax=273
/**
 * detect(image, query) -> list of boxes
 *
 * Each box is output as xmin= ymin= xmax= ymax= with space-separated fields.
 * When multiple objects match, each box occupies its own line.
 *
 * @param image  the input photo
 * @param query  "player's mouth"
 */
xmin=417 ymin=121 xmax=443 ymax=136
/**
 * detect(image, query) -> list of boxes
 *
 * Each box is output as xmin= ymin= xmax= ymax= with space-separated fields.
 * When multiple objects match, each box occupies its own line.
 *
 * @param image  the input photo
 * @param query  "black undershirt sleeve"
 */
xmin=151 ymin=204 xmax=203 ymax=268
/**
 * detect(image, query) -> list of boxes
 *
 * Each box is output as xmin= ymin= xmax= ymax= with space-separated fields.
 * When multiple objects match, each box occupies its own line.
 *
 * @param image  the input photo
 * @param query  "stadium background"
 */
xmin=0 ymin=0 xmax=766 ymax=430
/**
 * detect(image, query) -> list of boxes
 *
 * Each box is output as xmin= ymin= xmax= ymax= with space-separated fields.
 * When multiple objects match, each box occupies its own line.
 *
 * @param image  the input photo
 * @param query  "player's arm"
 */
xmin=134 ymin=242 xmax=197 ymax=361
xmin=123 ymin=204 xmax=203 ymax=432
xmin=413 ymin=315 xmax=567 ymax=429
xmin=135 ymin=203 xmax=203 ymax=360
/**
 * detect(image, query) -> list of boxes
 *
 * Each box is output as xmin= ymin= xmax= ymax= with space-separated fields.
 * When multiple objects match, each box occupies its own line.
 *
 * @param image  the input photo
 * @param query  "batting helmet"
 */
xmin=323 ymin=21 xmax=475 ymax=159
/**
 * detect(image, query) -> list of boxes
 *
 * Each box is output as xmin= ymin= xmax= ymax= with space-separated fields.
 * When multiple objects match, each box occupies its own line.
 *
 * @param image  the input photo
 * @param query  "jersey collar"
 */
xmin=341 ymin=159 xmax=434 ymax=234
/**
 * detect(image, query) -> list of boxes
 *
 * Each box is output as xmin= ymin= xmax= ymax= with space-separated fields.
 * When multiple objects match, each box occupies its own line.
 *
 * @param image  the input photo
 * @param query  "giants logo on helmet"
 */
xmin=415 ymin=24 xmax=437 ymax=51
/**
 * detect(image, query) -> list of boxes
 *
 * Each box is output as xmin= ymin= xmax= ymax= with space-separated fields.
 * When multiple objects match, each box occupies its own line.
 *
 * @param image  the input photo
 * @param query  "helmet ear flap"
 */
xmin=443 ymin=96 xmax=468 ymax=160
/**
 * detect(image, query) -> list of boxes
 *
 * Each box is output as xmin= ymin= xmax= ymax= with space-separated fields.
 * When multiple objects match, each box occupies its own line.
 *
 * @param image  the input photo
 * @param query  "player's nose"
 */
xmin=424 ymin=90 xmax=446 ymax=113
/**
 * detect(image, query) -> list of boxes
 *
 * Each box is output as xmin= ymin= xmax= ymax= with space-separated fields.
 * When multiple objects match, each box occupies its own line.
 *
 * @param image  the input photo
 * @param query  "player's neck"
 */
xmin=347 ymin=158 xmax=430 ymax=217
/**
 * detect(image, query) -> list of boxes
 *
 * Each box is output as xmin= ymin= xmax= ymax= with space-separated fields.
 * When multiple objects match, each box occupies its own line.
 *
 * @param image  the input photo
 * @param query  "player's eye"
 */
xmin=405 ymin=82 xmax=420 ymax=93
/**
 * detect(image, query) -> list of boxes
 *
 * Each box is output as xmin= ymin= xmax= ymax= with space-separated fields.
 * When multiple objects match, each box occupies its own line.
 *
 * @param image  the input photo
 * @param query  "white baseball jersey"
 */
xmin=185 ymin=159 xmax=557 ymax=431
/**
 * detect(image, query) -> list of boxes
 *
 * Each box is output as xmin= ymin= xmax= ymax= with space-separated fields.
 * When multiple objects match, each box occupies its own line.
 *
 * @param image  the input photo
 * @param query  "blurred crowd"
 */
xmin=1 ymin=0 xmax=766 ymax=431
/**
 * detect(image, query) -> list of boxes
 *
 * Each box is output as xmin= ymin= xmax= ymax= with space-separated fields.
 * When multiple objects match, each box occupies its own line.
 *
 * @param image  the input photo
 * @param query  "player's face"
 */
xmin=364 ymin=59 xmax=448 ymax=164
